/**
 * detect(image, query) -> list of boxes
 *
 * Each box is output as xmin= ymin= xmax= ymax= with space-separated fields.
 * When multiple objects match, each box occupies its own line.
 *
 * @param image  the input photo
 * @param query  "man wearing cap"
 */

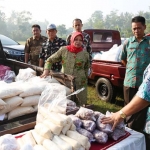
xmin=39 ymin=24 xmax=66 ymax=71
xmin=24 ymin=24 xmax=47 ymax=66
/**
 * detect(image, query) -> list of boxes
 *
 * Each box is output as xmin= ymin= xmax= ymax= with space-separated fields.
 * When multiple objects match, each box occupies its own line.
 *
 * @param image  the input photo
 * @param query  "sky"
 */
xmin=0 ymin=0 xmax=150 ymax=28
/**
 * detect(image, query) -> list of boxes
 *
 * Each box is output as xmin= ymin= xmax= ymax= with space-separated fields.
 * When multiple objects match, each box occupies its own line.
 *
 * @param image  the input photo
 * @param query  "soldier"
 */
xmin=39 ymin=23 xmax=66 ymax=71
xmin=24 ymin=24 xmax=47 ymax=66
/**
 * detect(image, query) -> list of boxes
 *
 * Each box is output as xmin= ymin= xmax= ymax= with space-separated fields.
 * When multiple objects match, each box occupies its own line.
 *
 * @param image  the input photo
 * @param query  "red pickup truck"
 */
xmin=84 ymin=29 xmax=125 ymax=103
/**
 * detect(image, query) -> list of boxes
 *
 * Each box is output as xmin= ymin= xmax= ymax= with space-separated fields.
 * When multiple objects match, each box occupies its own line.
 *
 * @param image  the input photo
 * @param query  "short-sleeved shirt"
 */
xmin=66 ymin=31 xmax=92 ymax=64
xmin=39 ymin=37 xmax=66 ymax=71
xmin=24 ymin=35 xmax=47 ymax=66
xmin=136 ymin=64 xmax=150 ymax=134
xmin=121 ymin=36 xmax=150 ymax=88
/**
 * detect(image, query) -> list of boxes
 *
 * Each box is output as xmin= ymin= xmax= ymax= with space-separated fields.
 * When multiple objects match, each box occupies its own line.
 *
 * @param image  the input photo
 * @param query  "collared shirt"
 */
xmin=66 ymin=31 xmax=92 ymax=64
xmin=39 ymin=36 xmax=66 ymax=71
xmin=121 ymin=36 xmax=150 ymax=88
xmin=136 ymin=64 xmax=150 ymax=134
xmin=24 ymin=35 xmax=47 ymax=66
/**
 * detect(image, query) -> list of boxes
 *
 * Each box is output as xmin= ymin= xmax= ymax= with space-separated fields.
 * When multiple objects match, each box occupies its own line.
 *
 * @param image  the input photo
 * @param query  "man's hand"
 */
xmin=101 ymin=111 xmax=124 ymax=131
xmin=40 ymin=69 xmax=50 ymax=78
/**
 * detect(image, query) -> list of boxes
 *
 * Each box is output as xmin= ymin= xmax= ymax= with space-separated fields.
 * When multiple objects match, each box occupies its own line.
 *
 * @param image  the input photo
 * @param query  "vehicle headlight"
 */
xmin=4 ymin=49 xmax=22 ymax=55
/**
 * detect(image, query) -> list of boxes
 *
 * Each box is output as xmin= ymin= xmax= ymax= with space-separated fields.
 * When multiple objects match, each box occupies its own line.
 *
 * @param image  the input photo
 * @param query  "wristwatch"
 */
xmin=119 ymin=110 xmax=126 ymax=119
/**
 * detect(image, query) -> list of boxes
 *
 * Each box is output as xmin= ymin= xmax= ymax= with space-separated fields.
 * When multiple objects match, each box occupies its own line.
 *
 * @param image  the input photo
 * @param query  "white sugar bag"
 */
xmin=8 ymin=106 xmax=34 ymax=120
xmin=15 ymin=68 xmax=36 ymax=82
xmin=0 ymin=83 xmax=23 ymax=99
xmin=28 ymin=76 xmax=60 ymax=84
xmin=0 ymin=99 xmax=6 ymax=110
xmin=0 ymin=96 xmax=23 ymax=115
xmin=21 ymin=95 xmax=40 ymax=107
xmin=19 ymin=83 xmax=43 ymax=97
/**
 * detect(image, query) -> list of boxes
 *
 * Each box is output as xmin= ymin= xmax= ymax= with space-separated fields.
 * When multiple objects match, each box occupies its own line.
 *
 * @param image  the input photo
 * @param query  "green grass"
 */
xmin=87 ymin=85 xmax=123 ymax=114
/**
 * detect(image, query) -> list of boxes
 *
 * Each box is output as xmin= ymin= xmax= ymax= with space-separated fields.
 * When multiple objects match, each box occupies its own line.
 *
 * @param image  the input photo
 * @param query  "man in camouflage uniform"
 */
xmin=39 ymin=24 xmax=66 ymax=71
xmin=24 ymin=24 xmax=47 ymax=66
xmin=66 ymin=18 xmax=92 ymax=64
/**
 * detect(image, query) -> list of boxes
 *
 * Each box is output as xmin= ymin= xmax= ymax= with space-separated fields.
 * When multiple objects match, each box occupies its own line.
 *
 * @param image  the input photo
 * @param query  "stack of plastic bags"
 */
xmin=93 ymin=44 xmax=123 ymax=62
xmin=69 ymin=107 xmax=126 ymax=144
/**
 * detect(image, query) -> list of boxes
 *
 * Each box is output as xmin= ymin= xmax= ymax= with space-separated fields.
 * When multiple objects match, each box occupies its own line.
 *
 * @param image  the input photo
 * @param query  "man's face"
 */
xmin=47 ymin=29 xmax=57 ymax=40
xmin=32 ymin=27 xmax=41 ymax=38
xmin=132 ymin=22 xmax=146 ymax=39
xmin=73 ymin=20 xmax=83 ymax=32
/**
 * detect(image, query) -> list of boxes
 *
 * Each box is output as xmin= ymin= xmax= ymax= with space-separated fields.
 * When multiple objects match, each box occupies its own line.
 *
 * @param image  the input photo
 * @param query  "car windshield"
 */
xmin=0 ymin=34 xmax=19 ymax=45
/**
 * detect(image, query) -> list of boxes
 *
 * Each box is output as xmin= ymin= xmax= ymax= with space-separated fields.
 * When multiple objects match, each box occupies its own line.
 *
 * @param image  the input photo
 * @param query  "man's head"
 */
xmin=46 ymin=24 xmax=57 ymax=41
xmin=32 ymin=24 xmax=41 ymax=38
xmin=131 ymin=16 xmax=146 ymax=39
xmin=72 ymin=18 xmax=83 ymax=32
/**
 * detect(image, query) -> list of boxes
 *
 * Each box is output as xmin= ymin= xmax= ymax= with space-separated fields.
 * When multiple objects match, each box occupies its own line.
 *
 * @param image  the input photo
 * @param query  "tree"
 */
xmin=7 ymin=11 xmax=32 ymax=40
xmin=57 ymin=24 xmax=67 ymax=38
xmin=0 ymin=10 xmax=7 ymax=35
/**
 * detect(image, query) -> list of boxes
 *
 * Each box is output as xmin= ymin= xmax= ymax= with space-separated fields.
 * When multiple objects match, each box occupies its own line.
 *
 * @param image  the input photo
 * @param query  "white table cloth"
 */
xmin=107 ymin=127 xmax=146 ymax=150
xmin=14 ymin=127 xmax=146 ymax=150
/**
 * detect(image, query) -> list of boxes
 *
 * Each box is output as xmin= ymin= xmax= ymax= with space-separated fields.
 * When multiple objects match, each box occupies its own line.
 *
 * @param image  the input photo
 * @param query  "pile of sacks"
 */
xmin=69 ymin=107 xmax=126 ymax=143
xmin=0 ymin=68 xmax=76 ymax=120
xmin=0 ymin=111 xmax=91 ymax=150
xmin=93 ymin=44 xmax=123 ymax=62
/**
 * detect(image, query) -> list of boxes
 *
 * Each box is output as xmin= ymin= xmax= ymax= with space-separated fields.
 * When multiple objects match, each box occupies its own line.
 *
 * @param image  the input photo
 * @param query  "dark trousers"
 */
xmin=123 ymin=86 xmax=138 ymax=105
xmin=124 ymin=86 xmax=149 ymax=149
xmin=123 ymin=86 xmax=147 ymax=130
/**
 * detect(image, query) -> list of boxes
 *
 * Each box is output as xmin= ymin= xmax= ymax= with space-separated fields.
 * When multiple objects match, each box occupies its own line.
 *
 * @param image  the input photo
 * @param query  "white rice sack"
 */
xmin=28 ymin=76 xmax=60 ymax=84
xmin=0 ymin=84 xmax=23 ymax=99
xmin=19 ymin=83 xmax=43 ymax=97
xmin=21 ymin=95 xmax=40 ymax=107
xmin=0 ymin=134 xmax=19 ymax=150
xmin=0 ymin=99 xmax=6 ymax=110
xmin=47 ymin=83 xmax=70 ymax=96
xmin=33 ymin=105 xmax=38 ymax=112
xmin=15 ymin=68 xmax=36 ymax=82
xmin=8 ymin=106 xmax=34 ymax=120
xmin=0 ymin=96 xmax=23 ymax=115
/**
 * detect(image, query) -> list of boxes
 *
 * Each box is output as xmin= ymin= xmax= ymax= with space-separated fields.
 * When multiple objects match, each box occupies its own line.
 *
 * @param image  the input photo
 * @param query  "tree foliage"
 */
xmin=0 ymin=9 xmax=150 ymax=41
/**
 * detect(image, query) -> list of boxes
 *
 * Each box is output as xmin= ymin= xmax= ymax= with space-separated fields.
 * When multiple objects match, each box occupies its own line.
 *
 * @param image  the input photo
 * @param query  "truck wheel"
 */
xmin=95 ymin=78 xmax=116 ymax=103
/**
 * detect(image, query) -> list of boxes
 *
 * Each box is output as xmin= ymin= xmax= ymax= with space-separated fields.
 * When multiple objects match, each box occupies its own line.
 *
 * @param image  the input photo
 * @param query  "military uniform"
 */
xmin=24 ymin=36 xmax=47 ymax=66
xmin=39 ymin=37 xmax=66 ymax=71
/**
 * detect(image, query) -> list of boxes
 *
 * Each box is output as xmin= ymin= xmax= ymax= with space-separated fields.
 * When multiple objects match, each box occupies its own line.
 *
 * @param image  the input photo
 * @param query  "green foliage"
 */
xmin=1 ymin=9 xmax=150 ymax=41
